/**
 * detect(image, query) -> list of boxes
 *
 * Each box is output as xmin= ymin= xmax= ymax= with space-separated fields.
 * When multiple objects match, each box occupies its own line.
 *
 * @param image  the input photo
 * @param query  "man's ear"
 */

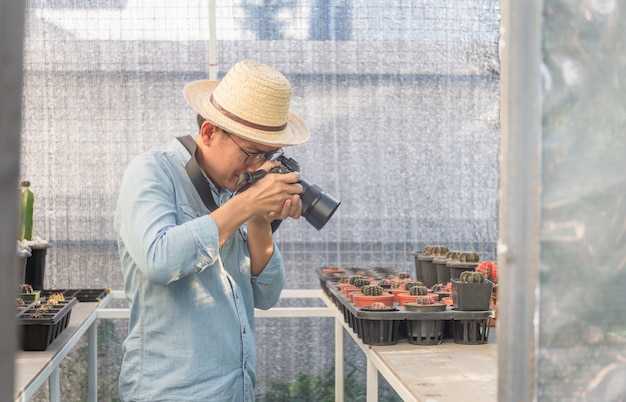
xmin=199 ymin=121 xmax=218 ymax=145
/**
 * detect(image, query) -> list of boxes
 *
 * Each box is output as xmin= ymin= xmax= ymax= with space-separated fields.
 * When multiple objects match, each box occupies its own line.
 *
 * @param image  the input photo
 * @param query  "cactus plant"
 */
xmin=421 ymin=245 xmax=435 ymax=255
xmin=416 ymin=295 xmax=436 ymax=305
xmin=460 ymin=271 xmax=486 ymax=283
xmin=361 ymin=285 xmax=384 ymax=296
xmin=397 ymin=272 xmax=412 ymax=280
xmin=459 ymin=251 xmax=480 ymax=263
xmin=422 ymin=245 xmax=449 ymax=256
xmin=445 ymin=250 xmax=461 ymax=260
xmin=402 ymin=281 xmax=422 ymax=291
xmin=349 ymin=275 xmax=368 ymax=285
xmin=352 ymin=278 xmax=370 ymax=289
xmin=431 ymin=283 xmax=446 ymax=292
xmin=476 ymin=261 xmax=498 ymax=283
xmin=409 ymin=285 xmax=428 ymax=296
xmin=370 ymin=301 xmax=387 ymax=310
xmin=378 ymin=278 xmax=393 ymax=288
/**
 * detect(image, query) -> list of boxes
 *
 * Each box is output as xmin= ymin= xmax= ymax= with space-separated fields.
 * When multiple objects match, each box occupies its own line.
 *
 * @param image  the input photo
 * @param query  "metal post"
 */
xmin=334 ymin=316 xmax=344 ymax=402
xmin=49 ymin=369 xmax=61 ymax=402
xmin=366 ymin=359 xmax=378 ymax=402
xmin=499 ymin=1 xmax=542 ymax=401
xmin=88 ymin=322 xmax=98 ymax=402
xmin=0 ymin=2 xmax=25 ymax=402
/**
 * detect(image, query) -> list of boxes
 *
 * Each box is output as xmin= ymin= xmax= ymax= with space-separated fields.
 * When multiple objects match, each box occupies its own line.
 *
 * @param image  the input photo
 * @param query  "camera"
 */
xmin=268 ymin=155 xmax=340 ymax=230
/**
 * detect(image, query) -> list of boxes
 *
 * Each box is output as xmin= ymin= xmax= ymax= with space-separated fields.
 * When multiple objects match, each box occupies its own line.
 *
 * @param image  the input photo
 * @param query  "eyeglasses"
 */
xmin=223 ymin=130 xmax=283 ymax=166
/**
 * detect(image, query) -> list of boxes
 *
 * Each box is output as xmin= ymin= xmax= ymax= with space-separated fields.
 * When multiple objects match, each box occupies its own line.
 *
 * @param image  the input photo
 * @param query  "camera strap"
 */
xmin=177 ymin=135 xmax=281 ymax=232
xmin=177 ymin=135 xmax=219 ymax=212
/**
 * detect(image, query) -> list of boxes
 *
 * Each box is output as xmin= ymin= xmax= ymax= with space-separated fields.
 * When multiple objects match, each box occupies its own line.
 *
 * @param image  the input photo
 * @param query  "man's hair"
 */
xmin=196 ymin=114 xmax=206 ymax=129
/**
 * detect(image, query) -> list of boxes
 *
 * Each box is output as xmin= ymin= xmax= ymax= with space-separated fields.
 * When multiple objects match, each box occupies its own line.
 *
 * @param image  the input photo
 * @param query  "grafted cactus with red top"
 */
xmin=476 ymin=261 xmax=498 ymax=283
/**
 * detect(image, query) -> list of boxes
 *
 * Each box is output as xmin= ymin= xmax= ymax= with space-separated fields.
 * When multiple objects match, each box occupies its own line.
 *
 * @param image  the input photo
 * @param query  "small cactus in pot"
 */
xmin=361 ymin=285 xmax=384 ymax=296
xmin=409 ymin=285 xmax=429 ymax=296
xmin=459 ymin=251 xmax=480 ymax=263
xmin=476 ymin=260 xmax=498 ymax=283
xmin=370 ymin=301 xmax=388 ymax=310
xmin=402 ymin=281 xmax=422 ymax=291
xmin=445 ymin=250 xmax=461 ymax=261
xmin=416 ymin=295 xmax=436 ymax=305
xmin=460 ymin=271 xmax=486 ymax=283
xmin=352 ymin=278 xmax=370 ymax=289
xmin=349 ymin=275 xmax=368 ymax=285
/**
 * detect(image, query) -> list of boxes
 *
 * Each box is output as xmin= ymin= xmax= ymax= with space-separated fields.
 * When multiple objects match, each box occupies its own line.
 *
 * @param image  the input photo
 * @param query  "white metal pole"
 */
xmin=88 ymin=322 xmax=98 ymax=402
xmin=499 ymin=1 xmax=542 ymax=400
xmin=208 ymin=0 xmax=217 ymax=80
xmin=366 ymin=359 xmax=378 ymax=402
xmin=335 ymin=316 xmax=344 ymax=402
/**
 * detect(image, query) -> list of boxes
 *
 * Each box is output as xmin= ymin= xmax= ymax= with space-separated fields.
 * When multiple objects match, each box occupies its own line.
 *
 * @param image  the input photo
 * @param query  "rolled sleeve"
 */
xmin=251 ymin=245 xmax=285 ymax=310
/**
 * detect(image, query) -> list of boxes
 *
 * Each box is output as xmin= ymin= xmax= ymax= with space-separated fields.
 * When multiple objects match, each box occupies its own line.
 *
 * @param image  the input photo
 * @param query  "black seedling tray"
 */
xmin=16 ymin=297 xmax=78 ymax=351
xmin=41 ymin=288 xmax=110 ymax=302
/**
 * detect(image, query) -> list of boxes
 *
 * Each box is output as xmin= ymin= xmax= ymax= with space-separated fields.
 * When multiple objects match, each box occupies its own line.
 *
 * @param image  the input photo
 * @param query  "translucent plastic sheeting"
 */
xmin=539 ymin=0 xmax=626 ymax=400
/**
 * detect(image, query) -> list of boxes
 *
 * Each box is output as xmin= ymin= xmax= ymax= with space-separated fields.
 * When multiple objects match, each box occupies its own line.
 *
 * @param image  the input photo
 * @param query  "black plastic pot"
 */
xmin=448 ymin=261 xmax=478 ymax=280
xmin=434 ymin=256 xmax=451 ymax=285
xmin=417 ymin=254 xmax=437 ymax=288
xmin=25 ymin=243 xmax=50 ymax=290
xmin=451 ymin=278 xmax=494 ymax=311
xmin=411 ymin=252 xmax=423 ymax=282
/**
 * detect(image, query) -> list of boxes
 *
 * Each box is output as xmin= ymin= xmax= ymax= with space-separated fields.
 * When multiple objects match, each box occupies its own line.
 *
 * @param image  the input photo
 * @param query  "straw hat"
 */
xmin=184 ymin=59 xmax=309 ymax=147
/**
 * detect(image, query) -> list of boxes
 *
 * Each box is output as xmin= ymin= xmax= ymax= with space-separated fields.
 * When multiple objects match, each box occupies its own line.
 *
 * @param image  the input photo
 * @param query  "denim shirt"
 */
xmin=114 ymin=138 xmax=286 ymax=402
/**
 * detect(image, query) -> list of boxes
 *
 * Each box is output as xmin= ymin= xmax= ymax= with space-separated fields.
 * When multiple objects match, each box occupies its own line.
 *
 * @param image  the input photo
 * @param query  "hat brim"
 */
xmin=184 ymin=80 xmax=310 ymax=147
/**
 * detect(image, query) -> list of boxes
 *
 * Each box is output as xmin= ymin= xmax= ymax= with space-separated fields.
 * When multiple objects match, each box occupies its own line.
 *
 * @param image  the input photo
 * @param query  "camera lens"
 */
xmin=299 ymin=179 xmax=341 ymax=230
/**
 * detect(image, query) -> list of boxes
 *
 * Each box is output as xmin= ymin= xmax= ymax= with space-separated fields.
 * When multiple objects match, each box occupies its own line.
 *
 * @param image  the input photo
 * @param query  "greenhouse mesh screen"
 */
xmin=20 ymin=0 xmax=500 ymax=400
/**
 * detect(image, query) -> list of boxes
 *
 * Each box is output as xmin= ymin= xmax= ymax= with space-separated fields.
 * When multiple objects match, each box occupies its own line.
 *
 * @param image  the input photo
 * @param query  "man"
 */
xmin=114 ymin=59 xmax=309 ymax=401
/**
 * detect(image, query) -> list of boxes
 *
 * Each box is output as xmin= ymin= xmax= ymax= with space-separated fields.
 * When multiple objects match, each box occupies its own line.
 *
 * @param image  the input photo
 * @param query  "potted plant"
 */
xmin=418 ymin=245 xmax=449 ymax=288
xmin=18 ymin=180 xmax=51 ymax=291
xmin=451 ymin=271 xmax=494 ymax=311
xmin=397 ymin=284 xmax=428 ymax=306
xmin=411 ymin=250 xmax=423 ymax=282
xmin=476 ymin=260 xmax=498 ymax=326
xmin=434 ymin=249 xmax=458 ymax=286
xmin=448 ymin=250 xmax=480 ymax=280
xmin=352 ymin=284 xmax=394 ymax=307
xmin=17 ymin=283 xmax=41 ymax=303
xmin=431 ymin=282 xmax=451 ymax=301
xmin=404 ymin=296 xmax=447 ymax=345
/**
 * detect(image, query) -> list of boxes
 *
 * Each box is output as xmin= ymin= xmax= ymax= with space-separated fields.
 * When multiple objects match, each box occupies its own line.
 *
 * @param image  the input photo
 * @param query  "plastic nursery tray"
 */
xmin=41 ymin=288 xmax=110 ymax=302
xmin=316 ymin=266 xmax=399 ymax=296
xmin=16 ymin=297 xmax=78 ymax=351
xmin=327 ymin=284 xmax=493 ymax=346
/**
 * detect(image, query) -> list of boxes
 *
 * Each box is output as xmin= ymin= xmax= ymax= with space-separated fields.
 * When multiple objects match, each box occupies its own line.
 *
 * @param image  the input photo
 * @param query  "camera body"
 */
xmin=269 ymin=155 xmax=340 ymax=230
